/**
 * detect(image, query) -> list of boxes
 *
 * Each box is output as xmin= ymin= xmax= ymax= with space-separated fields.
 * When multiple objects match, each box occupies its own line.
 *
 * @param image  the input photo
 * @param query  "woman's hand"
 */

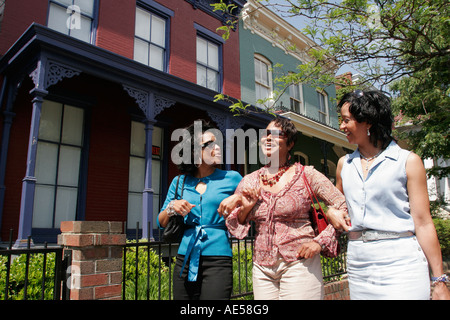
xmin=241 ymin=187 xmax=259 ymax=208
xmin=218 ymin=194 xmax=243 ymax=218
xmin=158 ymin=200 xmax=195 ymax=228
xmin=326 ymin=207 xmax=351 ymax=232
xmin=432 ymin=282 xmax=450 ymax=300
xmin=172 ymin=199 xmax=195 ymax=217
xmin=297 ymin=241 xmax=322 ymax=259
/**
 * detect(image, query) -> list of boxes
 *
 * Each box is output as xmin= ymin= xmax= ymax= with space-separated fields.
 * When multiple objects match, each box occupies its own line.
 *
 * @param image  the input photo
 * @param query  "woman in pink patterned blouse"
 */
xmin=219 ymin=117 xmax=347 ymax=300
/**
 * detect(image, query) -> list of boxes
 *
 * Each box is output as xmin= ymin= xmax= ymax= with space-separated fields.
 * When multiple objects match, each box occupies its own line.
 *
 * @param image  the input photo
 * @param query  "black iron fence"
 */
xmin=0 ymin=231 xmax=71 ymax=300
xmin=122 ymin=229 xmax=348 ymax=300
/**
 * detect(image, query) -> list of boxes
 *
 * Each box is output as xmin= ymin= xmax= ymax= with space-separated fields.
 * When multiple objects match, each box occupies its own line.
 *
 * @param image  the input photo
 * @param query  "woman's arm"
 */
xmin=158 ymin=200 xmax=195 ymax=228
xmin=406 ymin=152 xmax=450 ymax=300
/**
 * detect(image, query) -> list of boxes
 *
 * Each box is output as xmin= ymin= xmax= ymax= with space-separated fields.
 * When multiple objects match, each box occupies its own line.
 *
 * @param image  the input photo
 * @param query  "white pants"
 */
xmin=348 ymin=236 xmax=430 ymax=300
xmin=252 ymin=254 xmax=324 ymax=300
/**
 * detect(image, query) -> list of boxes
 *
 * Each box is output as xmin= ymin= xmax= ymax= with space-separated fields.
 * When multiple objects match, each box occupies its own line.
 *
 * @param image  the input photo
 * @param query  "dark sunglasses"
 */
xmin=261 ymin=129 xmax=286 ymax=138
xmin=201 ymin=140 xmax=219 ymax=149
xmin=353 ymin=89 xmax=364 ymax=98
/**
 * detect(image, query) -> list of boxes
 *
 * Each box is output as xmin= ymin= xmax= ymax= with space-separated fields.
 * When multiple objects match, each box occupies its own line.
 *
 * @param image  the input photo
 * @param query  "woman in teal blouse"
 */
xmin=158 ymin=120 xmax=242 ymax=300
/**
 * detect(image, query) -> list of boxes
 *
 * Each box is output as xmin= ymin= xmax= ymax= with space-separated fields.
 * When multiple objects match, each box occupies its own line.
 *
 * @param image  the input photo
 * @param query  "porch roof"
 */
xmin=0 ymin=23 xmax=271 ymax=128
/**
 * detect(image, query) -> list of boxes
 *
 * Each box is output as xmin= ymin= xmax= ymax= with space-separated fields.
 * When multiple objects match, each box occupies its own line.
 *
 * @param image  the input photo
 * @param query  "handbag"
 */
xmin=302 ymin=169 xmax=340 ymax=258
xmin=162 ymin=175 xmax=186 ymax=243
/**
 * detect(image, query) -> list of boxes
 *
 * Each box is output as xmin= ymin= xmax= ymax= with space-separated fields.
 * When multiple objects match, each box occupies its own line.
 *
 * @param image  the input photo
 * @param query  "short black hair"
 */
xmin=337 ymin=90 xmax=394 ymax=149
xmin=176 ymin=119 xmax=217 ymax=176
xmin=269 ymin=116 xmax=298 ymax=148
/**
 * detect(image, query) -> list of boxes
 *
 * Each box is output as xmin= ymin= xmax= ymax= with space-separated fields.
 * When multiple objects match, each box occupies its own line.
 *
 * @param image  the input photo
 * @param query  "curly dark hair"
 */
xmin=337 ymin=90 xmax=394 ymax=149
xmin=175 ymin=119 xmax=218 ymax=176
xmin=269 ymin=116 xmax=298 ymax=148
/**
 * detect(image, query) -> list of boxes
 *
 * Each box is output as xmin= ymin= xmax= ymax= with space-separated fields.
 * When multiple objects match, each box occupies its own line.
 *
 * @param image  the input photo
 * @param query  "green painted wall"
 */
xmin=239 ymin=21 xmax=339 ymax=130
xmin=239 ymin=20 xmax=341 ymax=178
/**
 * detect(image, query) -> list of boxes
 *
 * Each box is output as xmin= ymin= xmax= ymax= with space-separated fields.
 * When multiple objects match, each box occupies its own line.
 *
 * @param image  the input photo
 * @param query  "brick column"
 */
xmin=58 ymin=221 xmax=126 ymax=300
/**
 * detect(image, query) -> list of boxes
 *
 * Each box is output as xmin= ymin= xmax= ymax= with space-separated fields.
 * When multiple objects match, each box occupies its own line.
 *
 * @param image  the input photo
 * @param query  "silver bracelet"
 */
xmin=167 ymin=200 xmax=177 ymax=217
xmin=431 ymin=274 xmax=449 ymax=286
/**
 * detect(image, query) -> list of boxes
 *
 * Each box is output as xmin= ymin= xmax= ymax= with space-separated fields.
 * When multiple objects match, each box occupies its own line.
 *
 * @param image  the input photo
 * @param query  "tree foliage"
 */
xmin=212 ymin=0 xmax=449 ymax=179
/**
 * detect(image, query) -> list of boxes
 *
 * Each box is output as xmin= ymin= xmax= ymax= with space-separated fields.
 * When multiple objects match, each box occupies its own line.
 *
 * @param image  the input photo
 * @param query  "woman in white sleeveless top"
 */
xmin=330 ymin=90 xmax=449 ymax=300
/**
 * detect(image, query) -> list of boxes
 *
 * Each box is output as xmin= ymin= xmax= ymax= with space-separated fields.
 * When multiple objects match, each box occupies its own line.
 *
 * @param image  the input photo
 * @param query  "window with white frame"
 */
xmin=134 ymin=6 xmax=167 ymax=71
xmin=196 ymin=36 xmax=220 ymax=91
xmin=33 ymin=100 xmax=85 ymax=229
xmin=317 ymin=90 xmax=329 ymax=124
xmin=127 ymin=121 xmax=163 ymax=229
xmin=254 ymin=55 xmax=272 ymax=108
xmin=289 ymin=81 xmax=304 ymax=114
xmin=47 ymin=0 xmax=95 ymax=43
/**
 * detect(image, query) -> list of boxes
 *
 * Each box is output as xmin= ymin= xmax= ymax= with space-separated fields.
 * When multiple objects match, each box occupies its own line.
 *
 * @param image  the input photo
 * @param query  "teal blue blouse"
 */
xmin=159 ymin=169 xmax=242 ymax=281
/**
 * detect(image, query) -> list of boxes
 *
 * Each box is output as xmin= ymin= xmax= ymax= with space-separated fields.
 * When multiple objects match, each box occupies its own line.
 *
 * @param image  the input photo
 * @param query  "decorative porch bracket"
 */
xmin=15 ymin=59 xmax=81 ymax=246
xmin=122 ymin=84 xmax=176 ymax=239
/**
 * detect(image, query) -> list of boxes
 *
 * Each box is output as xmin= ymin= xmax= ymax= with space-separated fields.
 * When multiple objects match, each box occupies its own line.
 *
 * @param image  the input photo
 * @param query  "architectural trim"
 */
xmin=283 ymin=110 xmax=355 ymax=150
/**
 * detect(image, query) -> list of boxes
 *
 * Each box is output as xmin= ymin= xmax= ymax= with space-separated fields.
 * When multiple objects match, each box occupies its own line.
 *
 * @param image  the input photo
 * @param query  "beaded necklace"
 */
xmin=260 ymin=163 xmax=291 ymax=187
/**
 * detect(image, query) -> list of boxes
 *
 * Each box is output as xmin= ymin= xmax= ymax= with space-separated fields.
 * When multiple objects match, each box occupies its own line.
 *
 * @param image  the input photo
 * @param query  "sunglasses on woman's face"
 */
xmin=261 ymin=129 xmax=286 ymax=138
xmin=201 ymin=140 xmax=219 ymax=149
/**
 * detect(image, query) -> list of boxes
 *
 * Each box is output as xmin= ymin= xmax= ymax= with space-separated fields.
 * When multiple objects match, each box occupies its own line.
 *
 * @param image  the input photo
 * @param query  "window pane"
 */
xmin=70 ymin=14 xmax=92 ymax=42
xmin=74 ymin=0 xmax=94 ymax=17
xmin=197 ymin=37 xmax=207 ymax=65
xmin=35 ymin=142 xmax=58 ymax=185
xmin=254 ymin=59 xmax=261 ymax=82
xmin=151 ymin=160 xmax=161 ymax=194
xmin=152 ymin=126 xmax=163 ymax=148
xmin=134 ymin=38 xmax=149 ymax=65
xmin=54 ymin=0 xmax=72 ymax=7
xmin=48 ymin=3 xmax=70 ymax=35
xmin=197 ymin=65 xmax=207 ymax=87
xmin=32 ymin=185 xmax=55 ymax=228
xmin=151 ymin=15 xmax=165 ymax=47
xmin=130 ymin=121 xmax=146 ymax=157
xmin=290 ymin=84 xmax=300 ymax=100
xmin=207 ymin=42 xmax=219 ymax=70
xmin=54 ymin=186 xmax=78 ymax=226
xmin=39 ymin=100 xmax=62 ymax=142
xmin=127 ymin=193 xmax=142 ymax=228
xmin=149 ymin=45 xmax=164 ymax=71
xmin=62 ymin=105 xmax=84 ymax=146
xmin=153 ymin=193 xmax=160 ymax=227
xmin=260 ymin=62 xmax=268 ymax=85
xmin=207 ymin=69 xmax=219 ymax=91
xmin=135 ymin=7 xmax=151 ymax=41
xmin=58 ymin=146 xmax=81 ymax=187
xmin=129 ymin=157 xmax=145 ymax=193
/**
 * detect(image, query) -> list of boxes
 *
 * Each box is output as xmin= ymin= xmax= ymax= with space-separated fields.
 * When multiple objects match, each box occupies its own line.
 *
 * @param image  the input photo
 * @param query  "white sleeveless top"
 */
xmin=341 ymin=141 xmax=415 ymax=233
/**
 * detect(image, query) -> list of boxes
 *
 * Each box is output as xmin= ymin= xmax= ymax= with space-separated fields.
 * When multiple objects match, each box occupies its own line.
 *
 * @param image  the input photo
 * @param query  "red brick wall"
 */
xmin=83 ymin=80 xmax=131 ymax=222
xmin=0 ymin=0 xmax=241 ymax=99
xmin=96 ymin=0 xmax=135 ymax=59
xmin=1 ymin=80 xmax=33 ymax=240
xmin=0 ymin=0 xmax=47 ymax=54
xmin=167 ymin=0 xmax=241 ymax=98
xmin=324 ymin=279 xmax=350 ymax=300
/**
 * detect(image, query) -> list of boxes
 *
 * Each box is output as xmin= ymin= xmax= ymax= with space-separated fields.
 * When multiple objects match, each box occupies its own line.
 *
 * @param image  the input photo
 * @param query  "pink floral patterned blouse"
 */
xmin=226 ymin=163 xmax=347 ymax=267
